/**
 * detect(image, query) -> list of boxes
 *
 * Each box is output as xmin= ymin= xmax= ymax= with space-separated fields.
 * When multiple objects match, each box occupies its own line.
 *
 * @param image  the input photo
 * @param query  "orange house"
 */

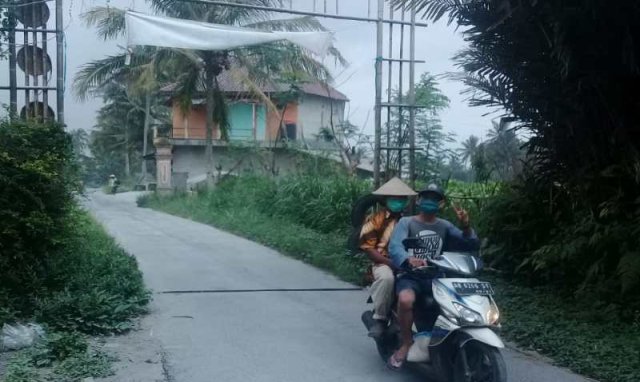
xmin=158 ymin=73 xmax=349 ymax=186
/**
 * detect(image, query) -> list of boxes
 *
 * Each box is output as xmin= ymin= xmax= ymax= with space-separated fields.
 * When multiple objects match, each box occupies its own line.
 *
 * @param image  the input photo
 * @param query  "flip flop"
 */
xmin=387 ymin=351 xmax=406 ymax=371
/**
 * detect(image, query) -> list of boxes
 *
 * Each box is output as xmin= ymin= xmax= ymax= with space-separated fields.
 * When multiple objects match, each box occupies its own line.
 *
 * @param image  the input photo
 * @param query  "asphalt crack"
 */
xmin=159 ymin=287 xmax=363 ymax=295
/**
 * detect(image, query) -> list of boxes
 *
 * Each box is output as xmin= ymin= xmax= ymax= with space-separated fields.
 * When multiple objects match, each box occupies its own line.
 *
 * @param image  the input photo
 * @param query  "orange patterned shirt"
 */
xmin=359 ymin=210 xmax=397 ymax=259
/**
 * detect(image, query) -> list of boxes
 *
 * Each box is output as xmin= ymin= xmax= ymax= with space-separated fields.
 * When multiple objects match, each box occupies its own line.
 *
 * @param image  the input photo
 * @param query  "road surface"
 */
xmin=86 ymin=191 xmax=593 ymax=382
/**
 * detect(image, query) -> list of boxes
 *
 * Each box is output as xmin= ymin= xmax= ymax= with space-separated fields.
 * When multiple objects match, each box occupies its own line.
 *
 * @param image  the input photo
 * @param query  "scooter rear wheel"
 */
xmin=453 ymin=341 xmax=507 ymax=382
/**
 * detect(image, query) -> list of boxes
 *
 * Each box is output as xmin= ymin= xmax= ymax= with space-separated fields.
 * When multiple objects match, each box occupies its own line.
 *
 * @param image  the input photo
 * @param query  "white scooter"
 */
xmin=361 ymin=238 xmax=507 ymax=382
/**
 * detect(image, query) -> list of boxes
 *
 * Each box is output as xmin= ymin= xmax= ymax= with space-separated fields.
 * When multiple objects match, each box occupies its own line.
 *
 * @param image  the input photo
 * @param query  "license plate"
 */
xmin=452 ymin=282 xmax=494 ymax=296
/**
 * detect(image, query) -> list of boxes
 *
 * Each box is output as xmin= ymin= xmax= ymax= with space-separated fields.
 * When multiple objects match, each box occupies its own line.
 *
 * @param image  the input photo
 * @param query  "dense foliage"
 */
xmin=0 ymin=120 xmax=148 ymax=333
xmin=0 ymin=120 xmax=77 ymax=302
xmin=392 ymin=0 xmax=640 ymax=317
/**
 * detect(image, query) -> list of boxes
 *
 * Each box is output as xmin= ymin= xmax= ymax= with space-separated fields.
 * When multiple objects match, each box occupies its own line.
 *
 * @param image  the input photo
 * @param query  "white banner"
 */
xmin=125 ymin=11 xmax=333 ymax=57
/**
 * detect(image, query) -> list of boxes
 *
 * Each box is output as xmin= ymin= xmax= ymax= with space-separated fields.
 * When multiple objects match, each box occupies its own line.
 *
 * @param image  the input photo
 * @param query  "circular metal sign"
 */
xmin=16 ymin=2 xmax=50 ymax=27
xmin=17 ymin=45 xmax=52 ymax=76
xmin=20 ymin=102 xmax=55 ymax=121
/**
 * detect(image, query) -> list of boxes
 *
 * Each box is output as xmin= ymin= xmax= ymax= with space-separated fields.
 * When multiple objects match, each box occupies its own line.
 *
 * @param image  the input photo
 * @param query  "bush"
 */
xmin=481 ymin=175 xmax=640 ymax=320
xmin=33 ymin=210 xmax=150 ymax=334
xmin=255 ymin=175 xmax=370 ymax=233
xmin=0 ymin=120 xmax=77 ymax=303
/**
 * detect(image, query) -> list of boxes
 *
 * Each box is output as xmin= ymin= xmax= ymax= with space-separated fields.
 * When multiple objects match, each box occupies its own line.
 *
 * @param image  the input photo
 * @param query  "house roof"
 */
xmin=160 ymin=69 xmax=348 ymax=101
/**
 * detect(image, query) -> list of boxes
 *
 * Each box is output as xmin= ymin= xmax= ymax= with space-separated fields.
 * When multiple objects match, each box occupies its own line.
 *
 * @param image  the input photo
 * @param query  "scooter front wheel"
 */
xmin=453 ymin=341 xmax=507 ymax=382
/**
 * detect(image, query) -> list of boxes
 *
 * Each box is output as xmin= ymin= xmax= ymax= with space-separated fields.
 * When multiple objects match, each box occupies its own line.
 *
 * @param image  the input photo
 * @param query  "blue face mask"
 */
xmin=386 ymin=198 xmax=408 ymax=213
xmin=419 ymin=199 xmax=440 ymax=214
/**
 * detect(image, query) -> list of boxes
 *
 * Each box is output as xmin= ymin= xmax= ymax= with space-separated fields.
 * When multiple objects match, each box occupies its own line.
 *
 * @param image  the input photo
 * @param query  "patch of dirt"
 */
xmin=95 ymin=317 xmax=167 ymax=382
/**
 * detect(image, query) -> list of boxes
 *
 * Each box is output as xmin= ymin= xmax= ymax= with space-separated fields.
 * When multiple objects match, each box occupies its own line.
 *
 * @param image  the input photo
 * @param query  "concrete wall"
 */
xmin=172 ymin=146 xmax=306 ymax=182
xmin=297 ymin=95 xmax=346 ymax=140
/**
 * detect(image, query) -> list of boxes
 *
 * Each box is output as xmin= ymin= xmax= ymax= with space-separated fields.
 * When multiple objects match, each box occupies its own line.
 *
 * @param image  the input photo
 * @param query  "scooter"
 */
xmin=361 ymin=238 xmax=507 ymax=382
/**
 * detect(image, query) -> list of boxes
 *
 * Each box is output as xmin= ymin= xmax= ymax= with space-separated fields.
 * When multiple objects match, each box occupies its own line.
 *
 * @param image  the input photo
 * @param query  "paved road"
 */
xmin=86 ymin=191 xmax=592 ymax=382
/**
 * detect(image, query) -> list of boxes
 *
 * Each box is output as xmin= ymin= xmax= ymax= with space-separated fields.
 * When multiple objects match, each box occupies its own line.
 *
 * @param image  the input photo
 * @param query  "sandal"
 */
xmin=387 ymin=350 xmax=407 ymax=371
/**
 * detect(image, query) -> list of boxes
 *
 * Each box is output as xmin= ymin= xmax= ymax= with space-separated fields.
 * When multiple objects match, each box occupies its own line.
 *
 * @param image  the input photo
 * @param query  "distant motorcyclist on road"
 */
xmin=387 ymin=183 xmax=480 ymax=369
xmin=108 ymin=174 xmax=120 ymax=194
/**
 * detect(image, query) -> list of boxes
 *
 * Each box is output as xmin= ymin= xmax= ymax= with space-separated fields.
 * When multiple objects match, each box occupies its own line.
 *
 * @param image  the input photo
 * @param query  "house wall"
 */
xmin=172 ymin=100 xmax=299 ymax=142
xmin=266 ymin=103 xmax=298 ymax=140
xmin=171 ymin=146 xmax=303 ymax=182
xmin=172 ymin=104 xmax=221 ymax=140
xmin=297 ymin=95 xmax=346 ymax=140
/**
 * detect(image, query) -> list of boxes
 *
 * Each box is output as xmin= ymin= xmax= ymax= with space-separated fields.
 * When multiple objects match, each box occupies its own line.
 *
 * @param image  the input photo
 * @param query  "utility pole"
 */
xmin=408 ymin=6 xmax=416 ymax=188
xmin=56 ymin=0 xmax=64 ymax=124
xmin=373 ymin=0 xmax=384 ymax=188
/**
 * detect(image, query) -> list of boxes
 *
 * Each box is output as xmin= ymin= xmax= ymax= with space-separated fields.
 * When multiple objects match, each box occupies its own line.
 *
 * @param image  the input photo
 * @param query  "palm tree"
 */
xmin=75 ymin=2 xmax=346 ymax=172
xmin=485 ymin=119 xmax=522 ymax=180
xmin=458 ymin=135 xmax=480 ymax=165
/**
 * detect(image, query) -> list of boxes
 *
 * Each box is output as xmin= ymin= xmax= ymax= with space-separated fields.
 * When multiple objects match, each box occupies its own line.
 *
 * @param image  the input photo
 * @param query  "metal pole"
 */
xmin=385 ymin=4 xmax=393 ymax=178
xmin=42 ymin=12 xmax=48 ymax=120
xmin=408 ymin=6 xmax=417 ymax=188
xmin=56 ymin=0 xmax=64 ymax=124
xmin=8 ymin=27 xmax=17 ymax=118
xmin=183 ymin=0 xmax=430 ymax=27
xmin=373 ymin=0 xmax=383 ymax=187
xmin=398 ymin=7 xmax=405 ymax=175
xmin=24 ymin=26 xmax=30 ymax=118
xmin=32 ymin=4 xmax=39 ymax=119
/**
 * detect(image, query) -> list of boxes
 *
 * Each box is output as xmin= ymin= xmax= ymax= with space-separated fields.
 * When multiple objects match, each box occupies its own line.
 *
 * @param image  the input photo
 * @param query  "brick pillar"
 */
xmin=154 ymin=137 xmax=173 ymax=193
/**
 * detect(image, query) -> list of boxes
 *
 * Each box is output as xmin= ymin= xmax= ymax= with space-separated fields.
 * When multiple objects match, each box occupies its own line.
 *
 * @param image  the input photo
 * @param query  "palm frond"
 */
xmin=243 ymin=16 xmax=327 ymax=32
xmin=81 ymin=6 xmax=126 ymax=41
xmin=73 ymin=54 xmax=127 ymax=101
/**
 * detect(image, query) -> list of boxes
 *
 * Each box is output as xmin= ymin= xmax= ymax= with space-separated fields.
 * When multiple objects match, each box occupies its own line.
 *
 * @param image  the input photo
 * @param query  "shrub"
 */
xmin=0 ymin=120 xmax=77 ymax=301
xmin=481 ymin=175 xmax=640 ymax=320
xmin=33 ymin=210 xmax=150 ymax=334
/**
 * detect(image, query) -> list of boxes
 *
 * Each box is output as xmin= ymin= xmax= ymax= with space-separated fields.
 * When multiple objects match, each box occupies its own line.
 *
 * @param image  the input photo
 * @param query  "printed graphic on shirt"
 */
xmin=412 ymin=229 xmax=443 ymax=260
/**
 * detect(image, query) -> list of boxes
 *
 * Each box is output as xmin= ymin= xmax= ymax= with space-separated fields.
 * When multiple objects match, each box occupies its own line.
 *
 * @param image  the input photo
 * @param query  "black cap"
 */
xmin=418 ymin=183 xmax=445 ymax=200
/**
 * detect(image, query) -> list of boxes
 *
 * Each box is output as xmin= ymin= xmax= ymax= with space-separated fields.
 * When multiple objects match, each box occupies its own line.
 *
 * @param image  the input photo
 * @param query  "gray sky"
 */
xmin=0 ymin=0 xmax=496 ymax=144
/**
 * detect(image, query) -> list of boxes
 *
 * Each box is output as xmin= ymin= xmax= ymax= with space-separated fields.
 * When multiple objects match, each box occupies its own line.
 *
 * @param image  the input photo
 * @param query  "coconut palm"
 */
xmin=458 ymin=135 xmax=480 ymax=165
xmin=74 ymin=2 xmax=346 ymax=172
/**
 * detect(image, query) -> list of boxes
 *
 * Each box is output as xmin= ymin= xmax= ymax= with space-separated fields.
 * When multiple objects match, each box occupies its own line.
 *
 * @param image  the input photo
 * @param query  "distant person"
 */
xmin=359 ymin=177 xmax=417 ymax=338
xmin=108 ymin=174 xmax=119 ymax=194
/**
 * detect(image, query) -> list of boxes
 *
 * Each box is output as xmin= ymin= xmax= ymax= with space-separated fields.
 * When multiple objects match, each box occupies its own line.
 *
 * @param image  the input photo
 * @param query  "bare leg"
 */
xmin=392 ymin=289 xmax=415 ymax=363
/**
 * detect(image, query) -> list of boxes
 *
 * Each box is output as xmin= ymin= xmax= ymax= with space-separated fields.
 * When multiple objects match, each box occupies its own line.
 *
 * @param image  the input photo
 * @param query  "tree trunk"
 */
xmin=141 ymin=93 xmax=151 ymax=177
xmin=124 ymin=124 xmax=131 ymax=178
xmin=205 ymin=59 xmax=215 ymax=174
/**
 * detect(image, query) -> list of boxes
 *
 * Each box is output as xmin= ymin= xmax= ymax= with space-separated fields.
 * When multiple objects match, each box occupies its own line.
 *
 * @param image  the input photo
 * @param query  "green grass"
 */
xmin=487 ymin=275 xmax=640 ymax=382
xmin=141 ymin=177 xmax=640 ymax=382
xmin=140 ymin=192 xmax=368 ymax=285
xmin=1 ymin=209 xmax=149 ymax=382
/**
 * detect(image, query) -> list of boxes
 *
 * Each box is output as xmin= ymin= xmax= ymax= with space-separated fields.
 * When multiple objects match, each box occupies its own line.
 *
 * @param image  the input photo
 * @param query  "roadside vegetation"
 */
xmin=141 ymin=173 xmax=640 ymax=382
xmin=0 ymin=120 xmax=149 ymax=381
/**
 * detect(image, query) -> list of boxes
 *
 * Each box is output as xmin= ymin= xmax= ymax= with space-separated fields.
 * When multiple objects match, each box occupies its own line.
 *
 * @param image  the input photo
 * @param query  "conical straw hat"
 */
xmin=372 ymin=177 xmax=417 ymax=196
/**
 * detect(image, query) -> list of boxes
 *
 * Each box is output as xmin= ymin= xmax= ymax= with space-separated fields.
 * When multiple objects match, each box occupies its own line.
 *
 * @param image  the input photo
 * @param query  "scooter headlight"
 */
xmin=486 ymin=303 xmax=500 ymax=325
xmin=452 ymin=302 xmax=483 ymax=325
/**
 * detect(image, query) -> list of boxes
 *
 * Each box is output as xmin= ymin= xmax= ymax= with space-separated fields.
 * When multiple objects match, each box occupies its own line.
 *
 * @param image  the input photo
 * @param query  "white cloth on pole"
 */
xmin=125 ymin=11 xmax=333 ymax=57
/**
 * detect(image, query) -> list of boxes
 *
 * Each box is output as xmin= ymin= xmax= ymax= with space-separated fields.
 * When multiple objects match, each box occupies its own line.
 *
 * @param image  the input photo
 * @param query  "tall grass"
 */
xmin=138 ymin=175 xmax=371 ymax=284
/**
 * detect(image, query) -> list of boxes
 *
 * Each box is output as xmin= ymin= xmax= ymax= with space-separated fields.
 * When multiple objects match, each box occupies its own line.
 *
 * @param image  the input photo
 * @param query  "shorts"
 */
xmin=395 ymin=274 xmax=439 ymax=331
xmin=395 ymin=274 xmax=433 ymax=296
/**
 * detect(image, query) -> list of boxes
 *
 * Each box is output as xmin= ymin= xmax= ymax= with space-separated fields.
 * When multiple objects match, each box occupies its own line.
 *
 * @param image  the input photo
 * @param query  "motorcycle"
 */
xmin=361 ymin=238 xmax=507 ymax=382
